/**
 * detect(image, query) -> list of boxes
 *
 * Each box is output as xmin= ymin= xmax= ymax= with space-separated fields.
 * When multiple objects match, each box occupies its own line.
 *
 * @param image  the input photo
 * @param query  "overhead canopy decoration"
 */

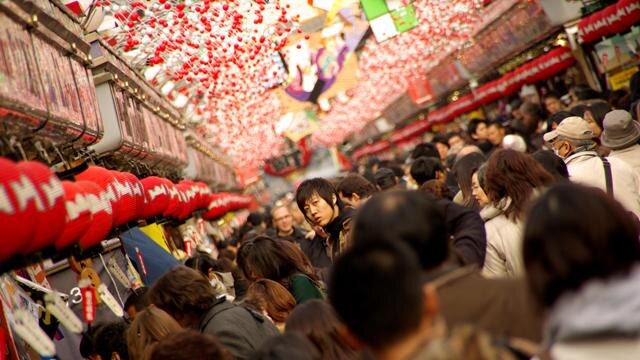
xmin=70 ymin=0 xmax=491 ymax=173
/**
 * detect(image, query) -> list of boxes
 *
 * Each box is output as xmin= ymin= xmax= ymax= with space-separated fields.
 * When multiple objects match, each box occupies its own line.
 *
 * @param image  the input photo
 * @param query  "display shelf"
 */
xmin=0 ymin=3 xmax=102 ymax=148
xmin=185 ymin=131 xmax=237 ymax=189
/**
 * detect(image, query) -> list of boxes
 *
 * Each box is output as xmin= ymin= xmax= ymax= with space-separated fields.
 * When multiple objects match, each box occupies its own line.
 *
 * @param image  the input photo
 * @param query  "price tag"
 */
xmin=135 ymin=247 xmax=148 ymax=278
xmin=44 ymin=292 xmax=82 ymax=334
xmin=107 ymin=257 xmax=132 ymax=289
xmin=97 ymin=284 xmax=123 ymax=318
xmin=79 ymin=279 xmax=96 ymax=324
xmin=12 ymin=310 xmax=55 ymax=357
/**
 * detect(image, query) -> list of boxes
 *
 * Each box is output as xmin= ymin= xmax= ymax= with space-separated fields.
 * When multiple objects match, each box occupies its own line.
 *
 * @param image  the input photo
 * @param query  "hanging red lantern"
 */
xmin=0 ymin=158 xmax=37 ymax=261
xmin=56 ymin=181 xmax=93 ymax=250
xmin=16 ymin=161 xmax=66 ymax=254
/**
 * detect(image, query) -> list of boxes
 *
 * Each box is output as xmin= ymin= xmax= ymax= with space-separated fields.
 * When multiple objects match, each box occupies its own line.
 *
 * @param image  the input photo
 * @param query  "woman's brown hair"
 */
xmin=244 ymin=279 xmax=296 ymax=323
xmin=285 ymin=300 xmax=358 ymax=360
xmin=148 ymin=266 xmax=217 ymax=326
xmin=485 ymin=149 xmax=553 ymax=220
xmin=237 ymin=236 xmax=319 ymax=284
xmin=127 ymin=306 xmax=182 ymax=360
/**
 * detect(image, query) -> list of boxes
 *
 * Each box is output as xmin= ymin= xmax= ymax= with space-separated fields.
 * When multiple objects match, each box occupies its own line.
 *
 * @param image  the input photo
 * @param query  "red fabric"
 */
xmin=578 ymin=0 xmax=640 ymax=43
xmin=122 ymin=172 xmax=145 ymax=221
xmin=57 ymin=181 xmax=92 ymax=250
xmin=16 ymin=161 xmax=66 ymax=254
xmin=110 ymin=171 xmax=137 ymax=226
xmin=140 ymin=176 xmax=170 ymax=219
xmin=76 ymin=166 xmax=121 ymax=226
xmin=0 ymin=158 xmax=36 ymax=261
xmin=76 ymin=180 xmax=113 ymax=249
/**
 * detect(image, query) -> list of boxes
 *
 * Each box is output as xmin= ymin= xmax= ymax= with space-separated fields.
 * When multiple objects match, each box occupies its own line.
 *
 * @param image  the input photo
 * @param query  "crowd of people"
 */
xmin=79 ymin=79 xmax=640 ymax=360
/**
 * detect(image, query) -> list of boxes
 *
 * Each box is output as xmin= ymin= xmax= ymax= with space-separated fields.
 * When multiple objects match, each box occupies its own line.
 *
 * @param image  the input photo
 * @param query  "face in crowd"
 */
xmin=303 ymin=194 xmax=337 ymax=227
xmin=272 ymin=206 xmax=294 ymax=234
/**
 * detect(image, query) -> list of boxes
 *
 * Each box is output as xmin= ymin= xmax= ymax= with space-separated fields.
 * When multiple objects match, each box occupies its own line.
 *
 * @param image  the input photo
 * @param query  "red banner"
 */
xmin=352 ymin=140 xmax=391 ymax=161
xmin=426 ymin=46 xmax=575 ymax=125
xmin=578 ymin=0 xmax=640 ymax=44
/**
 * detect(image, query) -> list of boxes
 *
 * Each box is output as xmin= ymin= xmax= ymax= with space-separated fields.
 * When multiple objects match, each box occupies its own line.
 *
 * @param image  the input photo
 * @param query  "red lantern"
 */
xmin=110 ymin=171 xmax=137 ymax=226
xmin=77 ymin=166 xmax=121 ymax=225
xmin=140 ymin=176 xmax=170 ymax=219
xmin=76 ymin=181 xmax=114 ymax=249
xmin=16 ymin=161 xmax=66 ymax=254
xmin=56 ymin=181 xmax=92 ymax=250
xmin=0 ymin=158 xmax=37 ymax=261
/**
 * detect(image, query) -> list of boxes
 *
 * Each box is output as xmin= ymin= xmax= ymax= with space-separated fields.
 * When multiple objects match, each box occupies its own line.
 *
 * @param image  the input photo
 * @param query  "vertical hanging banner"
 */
xmin=361 ymin=0 xmax=419 ymax=42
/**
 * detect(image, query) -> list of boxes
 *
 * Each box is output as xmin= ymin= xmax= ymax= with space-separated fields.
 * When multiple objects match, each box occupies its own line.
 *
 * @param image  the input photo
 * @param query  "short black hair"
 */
xmin=467 ymin=118 xmax=488 ymax=137
xmin=520 ymin=102 xmax=545 ymax=120
xmin=410 ymin=142 xmax=439 ymax=160
xmin=94 ymin=321 xmax=129 ymax=360
xmin=547 ymin=111 xmax=573 ymax=129
xmin=328 ymin=240 xmax=424 ymax=348
xmin=542 ymin=91 xmax=561 ymax=101
xmin=79 ymin=324 xmax=103 ymax=359
xmin=248 ymin=212 xmax=265 ymax=226
xmin=295 ymin=178 xmax=340 ymax=217
xmin=487 ymin=120 xmax=504 ymax=129
xmin=373 ymin=168 xmax=398 ymax=191
xmin=531 ymin=150 xmax=569 ymax=182
xmin=432 ymin=134 xmax=449 ymax=147
xmin=124 ymin=287 xmax=150 ymax=313
xmin=571 ymin=85 xmax=601 ymax=101
xmin=352 ymin=190 xmax=448 ymax=270
xmin=410 ymin=157 xmax=444 ymax=186
xmin=524 ymin=183 xmax=640 ymax=308
xmin=336 ymin=173 xmax=376 ymax=199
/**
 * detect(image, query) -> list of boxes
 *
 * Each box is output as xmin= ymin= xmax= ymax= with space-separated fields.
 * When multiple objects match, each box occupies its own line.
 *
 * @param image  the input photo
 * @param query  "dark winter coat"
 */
xmin=199 ymin=298 xmax=279 ymax=359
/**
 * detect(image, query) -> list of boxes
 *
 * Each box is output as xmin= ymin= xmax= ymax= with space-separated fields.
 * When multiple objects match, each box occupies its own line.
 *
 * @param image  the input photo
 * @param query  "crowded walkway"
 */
xmin=79 ymin=77 xmax=640 ymax=360
xmin=1 ymin=0 xmax=639 ymax=359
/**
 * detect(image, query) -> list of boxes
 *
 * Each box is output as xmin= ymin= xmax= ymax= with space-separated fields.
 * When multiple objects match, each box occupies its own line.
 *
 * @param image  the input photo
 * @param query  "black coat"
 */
xmin=199 ymin=298 xmax=279 ymax=359
xmin=435 ymin=198 xmax=486 ymax=266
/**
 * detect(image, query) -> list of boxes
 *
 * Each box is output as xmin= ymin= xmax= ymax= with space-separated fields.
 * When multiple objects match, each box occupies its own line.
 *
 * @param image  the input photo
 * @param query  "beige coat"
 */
xmin=480 ymin=199 xmax=525 ymax=279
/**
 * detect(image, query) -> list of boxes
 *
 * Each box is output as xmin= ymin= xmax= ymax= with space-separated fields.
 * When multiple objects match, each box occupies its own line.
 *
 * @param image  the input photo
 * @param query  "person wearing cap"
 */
xmin=544 ymin=116 xmax=640 ymax=218
xmin=601 ymin=110 xmax=640 ymax=178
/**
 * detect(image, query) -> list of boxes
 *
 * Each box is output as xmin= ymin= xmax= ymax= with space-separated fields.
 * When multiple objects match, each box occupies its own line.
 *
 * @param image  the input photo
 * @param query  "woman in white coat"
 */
xmin=480 ymin=149 xmax=553 ymax=278
xmin=523 ymin=184 xmax=640 ymax=360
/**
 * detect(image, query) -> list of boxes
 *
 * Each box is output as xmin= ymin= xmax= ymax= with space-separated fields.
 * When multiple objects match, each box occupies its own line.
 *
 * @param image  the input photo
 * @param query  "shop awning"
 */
xmin=427 ymin=46 xmax=575 ymax=124
xmin=578 ymin=0 xmax=640 ymax=44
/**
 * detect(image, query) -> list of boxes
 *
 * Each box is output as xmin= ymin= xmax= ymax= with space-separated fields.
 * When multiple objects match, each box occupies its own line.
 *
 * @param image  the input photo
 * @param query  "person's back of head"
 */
xmin=127 ymin=306 xmax=182 ymax=360
xmin=524 ymin=183 xmax=640 ymax=308
xmin=547 ymin=111 xmax=573 ymax=130
xmin=410 ymin=157 xmax=444 ymax=186
xmin=572 ymin=85 xmax=602 ymax=101
xmin=245 ymin=279 xmax=296 ymax=324
xmin=419 ymin=179 xmax=452 ymax=200
xmin=328 ymin=240 xmax=427 ymax=351
xmin=124 ymin=287 xmax=150 ymax=320
xmin=148 ymin=266 xmax=217 ymax=327
xmin=484 ymin=149 xmax=553 ymax=220
xmin=285 ymin=299 xmax=357 ymax=359
xmin=336 ymin=173 xmax=377 ymax=207
xmin=374 ymin=168 xmax=399 ymax=191
xmin=253 ymin=332 xmax=321 ymax=360
xmin=353 ymin=190 xmax=448 ymax=271
xmin=411 ymin=142 xmax=440 ymax=160
xmin=531 ymin=150 xmax=569 ymax=182
xmin=150 ymin=330 xmax=232 ymax=360
xmin=184 ymin=253 xmax=219 ymax=279
xmin=95 ymin=321 xmax=129 ymax=360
